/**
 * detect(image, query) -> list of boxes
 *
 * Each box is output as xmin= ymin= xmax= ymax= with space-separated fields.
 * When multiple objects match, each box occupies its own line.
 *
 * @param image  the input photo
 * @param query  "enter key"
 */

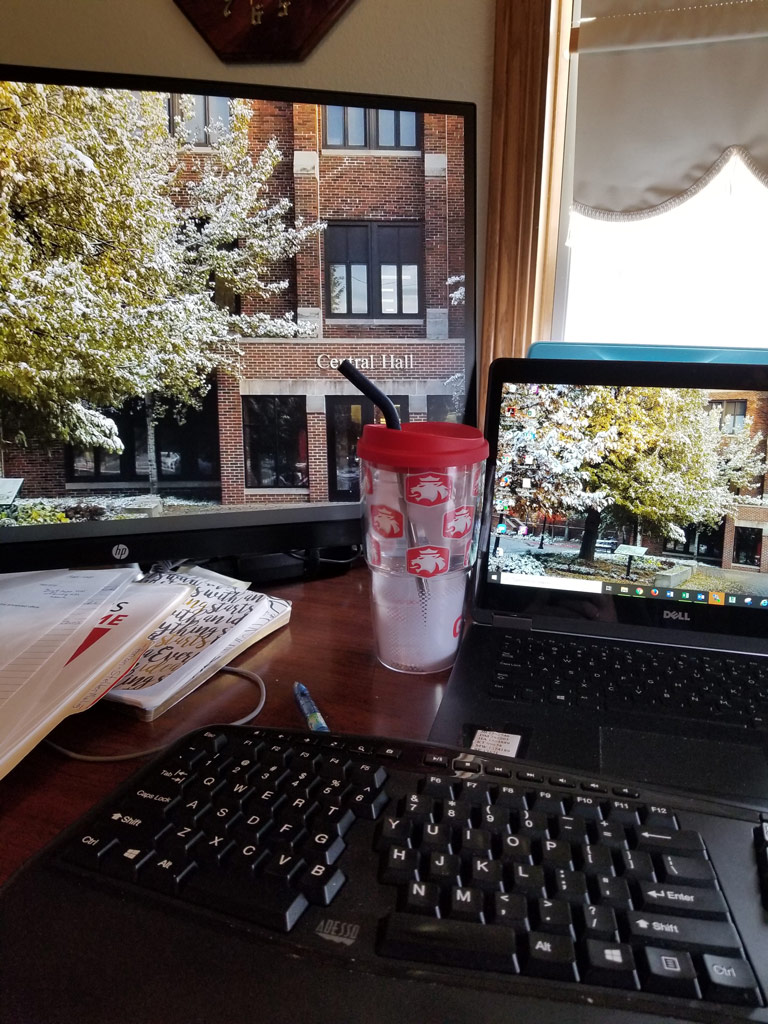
xmin=639 ymin=881 xmax=729 ymax=920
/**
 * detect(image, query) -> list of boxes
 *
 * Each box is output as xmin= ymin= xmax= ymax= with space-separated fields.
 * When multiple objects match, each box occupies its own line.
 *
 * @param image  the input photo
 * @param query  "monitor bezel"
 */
xmin=475 ymin=357 xmax=768 ymax=651
xmin=0 ymin=63 xmax=477 ymax=574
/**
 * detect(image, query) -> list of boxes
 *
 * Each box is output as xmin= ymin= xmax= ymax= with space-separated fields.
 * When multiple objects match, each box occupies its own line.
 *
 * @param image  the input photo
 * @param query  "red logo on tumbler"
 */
xmin=406 ymin=473 xmax=451 ymax=506
xmin=407 ymin=545 xmax=449 ymax=577
xmin=368 ymin=537 xmax=382 ymax=566
xmin=443 ymin=505 xmax=474 ymax=539
xmin=371 ymin=505 xmax=404 ymax=538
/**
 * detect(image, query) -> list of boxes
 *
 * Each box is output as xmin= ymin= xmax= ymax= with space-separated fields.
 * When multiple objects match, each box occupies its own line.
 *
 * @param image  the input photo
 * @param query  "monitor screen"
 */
xmin=0 ymin=64 xmax=476 ymax=574
xmin=477 ymin=359 xmax=768 ymax=648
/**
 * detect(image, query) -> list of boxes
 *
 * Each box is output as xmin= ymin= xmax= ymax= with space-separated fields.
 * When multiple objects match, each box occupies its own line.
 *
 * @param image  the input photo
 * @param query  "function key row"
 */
xmin=415 ymin=776 xmax=677 ymax=829
xmin=427 ymin=752 xmax=640 ymax=800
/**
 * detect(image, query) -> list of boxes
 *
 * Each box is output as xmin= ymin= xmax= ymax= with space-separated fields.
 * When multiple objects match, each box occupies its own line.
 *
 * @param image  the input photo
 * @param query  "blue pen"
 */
xmin=293 ymin=681 xmax=330 ymax=732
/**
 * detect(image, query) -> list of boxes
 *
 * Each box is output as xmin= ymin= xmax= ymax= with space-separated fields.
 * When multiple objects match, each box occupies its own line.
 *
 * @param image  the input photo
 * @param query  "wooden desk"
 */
xmin=0 ymin=565 xmax=450 ymax=887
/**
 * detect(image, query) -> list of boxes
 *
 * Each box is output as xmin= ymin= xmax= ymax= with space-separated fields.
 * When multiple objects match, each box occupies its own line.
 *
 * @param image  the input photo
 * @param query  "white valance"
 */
xmin=571 ymin=0 xmax=768 ymax=213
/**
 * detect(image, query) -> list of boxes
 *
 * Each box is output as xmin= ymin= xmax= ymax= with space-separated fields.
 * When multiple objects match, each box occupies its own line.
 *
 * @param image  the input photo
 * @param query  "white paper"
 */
xmin=0 ymin=568 xmax=138 ymax=672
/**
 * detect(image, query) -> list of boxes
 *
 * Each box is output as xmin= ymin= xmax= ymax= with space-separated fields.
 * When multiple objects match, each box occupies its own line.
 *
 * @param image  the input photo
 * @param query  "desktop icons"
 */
xmin=602 ymin=582 xmax=759 ymax=607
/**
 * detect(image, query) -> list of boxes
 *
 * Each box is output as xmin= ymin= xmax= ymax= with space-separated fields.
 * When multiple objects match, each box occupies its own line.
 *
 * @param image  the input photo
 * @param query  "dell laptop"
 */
xmin=430 ymin=357 xmax=768 ymax=807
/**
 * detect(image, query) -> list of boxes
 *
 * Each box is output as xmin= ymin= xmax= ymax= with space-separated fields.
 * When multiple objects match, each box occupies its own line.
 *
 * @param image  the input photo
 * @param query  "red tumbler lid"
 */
xmin=357 ymin=422 xmax=488 ymax=469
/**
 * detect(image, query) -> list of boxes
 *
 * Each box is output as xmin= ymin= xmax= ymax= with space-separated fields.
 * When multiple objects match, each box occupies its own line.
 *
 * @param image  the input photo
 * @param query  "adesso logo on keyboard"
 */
xmin=315 ymin=919 xmax=360 ymax=946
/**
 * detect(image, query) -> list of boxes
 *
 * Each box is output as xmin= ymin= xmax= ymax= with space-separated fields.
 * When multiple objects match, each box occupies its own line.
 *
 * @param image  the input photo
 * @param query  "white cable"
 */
xmin=45 ymin=666 xmax=267 ymax=763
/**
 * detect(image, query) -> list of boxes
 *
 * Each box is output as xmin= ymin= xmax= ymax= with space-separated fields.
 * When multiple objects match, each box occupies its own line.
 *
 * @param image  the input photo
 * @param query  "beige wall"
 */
xmin=1 ymin=0 xmax=495 ymax=338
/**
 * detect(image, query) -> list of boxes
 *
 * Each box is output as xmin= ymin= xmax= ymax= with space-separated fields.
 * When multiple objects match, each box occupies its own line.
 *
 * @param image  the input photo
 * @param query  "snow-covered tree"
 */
xmin=447 ymin=274 xmax=465 ymax=307
xmin=0 ymin=82 xmax=322 ymax=465
xmin=494 ymin=383 xmax=766 ymax=560
xmin=494 ymin=383 xmax=616 ymax=522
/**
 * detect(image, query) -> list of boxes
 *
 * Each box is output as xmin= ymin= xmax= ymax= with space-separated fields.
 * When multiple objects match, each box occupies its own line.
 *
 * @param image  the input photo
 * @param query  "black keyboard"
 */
xmin=491 ymin=633 xmax=768 ymax=729
xmin=2 ymin=725 xmax=768 ymax=1024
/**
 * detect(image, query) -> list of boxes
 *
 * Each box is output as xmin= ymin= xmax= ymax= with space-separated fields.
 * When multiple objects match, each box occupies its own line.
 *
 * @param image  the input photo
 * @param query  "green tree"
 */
xmin=0 ymin=82 xmax=322 ymax=478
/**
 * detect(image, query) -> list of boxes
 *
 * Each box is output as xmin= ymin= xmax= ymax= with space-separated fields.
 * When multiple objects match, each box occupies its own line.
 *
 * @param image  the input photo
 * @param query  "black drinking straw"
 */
xmin=340 ymin=360 xmax=429 ymax=602
xmin=338 ymin=359 xmax=401 ymax=430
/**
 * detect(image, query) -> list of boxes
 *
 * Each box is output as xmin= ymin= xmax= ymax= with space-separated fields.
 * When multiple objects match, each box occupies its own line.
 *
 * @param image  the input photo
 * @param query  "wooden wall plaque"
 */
xmin=173 ymin=0 xmax=359 ymax=63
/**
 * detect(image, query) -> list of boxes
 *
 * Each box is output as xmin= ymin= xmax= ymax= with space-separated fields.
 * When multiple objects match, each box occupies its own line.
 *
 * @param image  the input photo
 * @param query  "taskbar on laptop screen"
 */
xmin=488 ymin=570 xmax=768 ymax=611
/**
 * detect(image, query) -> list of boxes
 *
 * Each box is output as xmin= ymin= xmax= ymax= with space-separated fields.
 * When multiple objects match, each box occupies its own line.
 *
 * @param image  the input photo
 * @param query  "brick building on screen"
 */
xmin=7 ymin=95 xmax=470 ymax=508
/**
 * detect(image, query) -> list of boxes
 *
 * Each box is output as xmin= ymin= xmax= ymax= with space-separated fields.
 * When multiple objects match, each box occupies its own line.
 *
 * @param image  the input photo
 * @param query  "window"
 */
xmin=324 ymin=106 xmax=419 ymax=150
xmin=70 ymin=445 xmax=122 ymax=481
xmin=326 ymin=395 xmax=409 ymax=502
xmin=67 ymin=392 xmax=220 ymax=484
xmin=213 ymin=273 xmax=240 ymax=315
xmin=242 ymin=396 xmax=308 ymax=489
xmin=663 ymin=524 xmax=723 ymax=563
xmin=211 ymin=237 xmax=241 ymax=315
xmin=561 ymin=156 xmax=768 ymax=346
xmin=427 ymin=394 xmax=461 ymax=424
xmin=326 ymin=223 xmax=422 ymax=318
xmin=734 ymin=526 xmax=762 ymax=567
xmin=710 ymin=399 xmax=747 ymax=435
xmin=167 ymin=94 xmax=231 ymax=147
xmin=549 ymin=0 xmax=768 ymax=351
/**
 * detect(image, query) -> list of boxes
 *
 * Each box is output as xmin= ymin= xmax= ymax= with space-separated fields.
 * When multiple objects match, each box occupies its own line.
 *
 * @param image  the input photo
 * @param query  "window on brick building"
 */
xmin=167 ymin=94 xmax=231 ymax=147
xmin=323 ymin=106 xmax=419 ymax=151
xmin=663 ymin=524 xmax=723 ymax=564
xmin=427 ymin=394 xmax=461 ymax=424
xmin=709 ymin=399 xmax=747 ymax=436
xmin=733 ymin=526 xmax=762 ymax=567
xmin=242 ymin=396 xmax=308 ymax=489
xmin=66 ymin=391 xmax=220 ymax=484
xmin=326 ymin=222 xmax=422 ymax=318
xmin=326 ymin=395 xmax=409 ymax=502
xmin=211 ymin=237 xmax=241 ymax=315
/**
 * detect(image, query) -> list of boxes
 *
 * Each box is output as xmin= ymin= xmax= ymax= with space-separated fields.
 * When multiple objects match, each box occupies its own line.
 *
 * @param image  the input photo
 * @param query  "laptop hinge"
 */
xmin=489 ymin=613 xmax=532 ymax=631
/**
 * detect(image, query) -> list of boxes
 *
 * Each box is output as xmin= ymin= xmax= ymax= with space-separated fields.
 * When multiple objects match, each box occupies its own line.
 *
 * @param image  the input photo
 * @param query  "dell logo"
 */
xmin=111 ymin=543 xmax=130 ymax=561
xmin=663 ymin=609 xmax=691 ymax=622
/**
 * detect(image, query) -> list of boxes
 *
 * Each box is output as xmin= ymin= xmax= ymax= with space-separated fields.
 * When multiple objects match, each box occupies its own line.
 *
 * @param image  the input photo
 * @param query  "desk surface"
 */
xmin=0 ymin=565 xmax=450 ymax=887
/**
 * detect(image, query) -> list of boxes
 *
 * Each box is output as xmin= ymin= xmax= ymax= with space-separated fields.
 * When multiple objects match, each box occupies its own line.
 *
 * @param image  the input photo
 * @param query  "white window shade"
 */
xmin=565 ymin=149 xmax=768 ymax=347
xmin=572 ymin=0 xmax=768 ymax=213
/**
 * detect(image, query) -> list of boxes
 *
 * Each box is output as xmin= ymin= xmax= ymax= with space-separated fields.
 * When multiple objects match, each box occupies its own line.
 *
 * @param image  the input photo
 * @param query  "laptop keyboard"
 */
xmin=43 ymin=725 xmax=768 ymax=1020
xmin=491 ymin=633 xmax=768 ymax=729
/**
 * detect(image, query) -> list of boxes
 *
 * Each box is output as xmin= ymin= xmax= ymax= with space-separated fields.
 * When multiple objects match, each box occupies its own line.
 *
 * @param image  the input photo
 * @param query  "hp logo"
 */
xmin=111 ymin=544 xmax=130 ymax=561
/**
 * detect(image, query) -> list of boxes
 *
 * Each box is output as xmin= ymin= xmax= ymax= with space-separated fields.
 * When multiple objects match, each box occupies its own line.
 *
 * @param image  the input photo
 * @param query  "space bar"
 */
xmin=378 ymin=913 xmax=519 ymax=973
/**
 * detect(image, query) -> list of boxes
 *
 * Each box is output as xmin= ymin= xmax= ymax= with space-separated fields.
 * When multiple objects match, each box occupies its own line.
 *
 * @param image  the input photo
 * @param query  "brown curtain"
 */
xmin=479 ymin=0 xmax=552 ymax=419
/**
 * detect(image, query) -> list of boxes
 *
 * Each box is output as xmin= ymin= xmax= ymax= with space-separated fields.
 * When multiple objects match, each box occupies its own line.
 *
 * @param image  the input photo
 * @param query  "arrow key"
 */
xmin=634 ymin=827 xmax=705 ymax=856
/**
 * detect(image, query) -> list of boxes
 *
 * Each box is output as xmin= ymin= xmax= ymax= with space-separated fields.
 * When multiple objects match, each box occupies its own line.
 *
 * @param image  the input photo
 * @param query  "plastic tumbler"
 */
xmin=357 ymin=422 xmax=489 ymax=673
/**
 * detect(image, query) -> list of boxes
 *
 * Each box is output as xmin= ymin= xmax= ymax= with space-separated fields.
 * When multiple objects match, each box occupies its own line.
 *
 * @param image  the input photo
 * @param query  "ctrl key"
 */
xmin=701 ymin=954 xmax=763 ymax=1007
xmin=61 ymin=831 xmax=118 ymax=871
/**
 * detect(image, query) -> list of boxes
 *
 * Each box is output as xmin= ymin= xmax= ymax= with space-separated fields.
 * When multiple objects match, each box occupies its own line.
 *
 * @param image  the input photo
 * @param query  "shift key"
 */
xmin=626 ymin=912 xmax=742 ymax=956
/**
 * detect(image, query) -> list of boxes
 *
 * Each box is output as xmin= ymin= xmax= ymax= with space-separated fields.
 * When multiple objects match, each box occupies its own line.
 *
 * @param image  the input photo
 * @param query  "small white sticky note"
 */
xmin=471 ymin=729 xmax=522 ymax=758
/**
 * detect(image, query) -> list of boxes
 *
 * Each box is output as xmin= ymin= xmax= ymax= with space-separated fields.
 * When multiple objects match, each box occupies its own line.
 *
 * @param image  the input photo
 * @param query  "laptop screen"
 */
xmin=477 ymin=359 xmax=768 ymax=650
